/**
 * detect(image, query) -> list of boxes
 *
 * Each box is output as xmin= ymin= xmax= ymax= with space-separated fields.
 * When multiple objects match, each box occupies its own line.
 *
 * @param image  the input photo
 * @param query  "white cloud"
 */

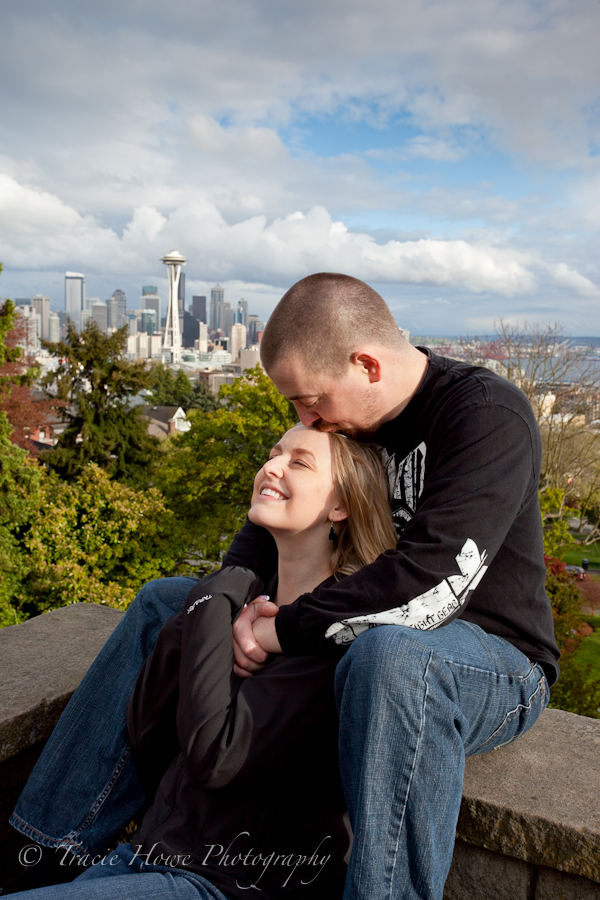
xmin=4 ymin=174 xmax=592 ymax=301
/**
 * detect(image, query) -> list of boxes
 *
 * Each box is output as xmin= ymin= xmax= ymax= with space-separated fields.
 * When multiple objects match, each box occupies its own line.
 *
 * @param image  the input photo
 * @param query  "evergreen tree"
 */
xmin=148 ymin=363 xmax=218 ymax=412
xmin=41 ymin=320 xmax=160 ymax=484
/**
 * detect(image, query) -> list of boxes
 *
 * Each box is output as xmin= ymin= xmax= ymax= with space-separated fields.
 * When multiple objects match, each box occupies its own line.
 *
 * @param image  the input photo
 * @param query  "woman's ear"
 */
xmin=329 ymin=501 xmax=348 ymax=524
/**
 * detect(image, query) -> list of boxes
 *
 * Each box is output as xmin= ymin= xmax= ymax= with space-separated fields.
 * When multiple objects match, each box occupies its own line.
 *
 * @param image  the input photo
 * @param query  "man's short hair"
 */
xmin=260 ymin=273 xmax=406 ymax=376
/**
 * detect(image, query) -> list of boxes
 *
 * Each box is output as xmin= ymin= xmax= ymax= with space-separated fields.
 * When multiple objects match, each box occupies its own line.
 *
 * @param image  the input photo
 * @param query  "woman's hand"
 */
xmin=232 ymin=597 xmax=280 ymax=678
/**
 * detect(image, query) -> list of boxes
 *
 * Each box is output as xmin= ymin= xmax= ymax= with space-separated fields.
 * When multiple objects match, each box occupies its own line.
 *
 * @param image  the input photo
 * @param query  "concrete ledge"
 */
xmin=0 ymin=603 xmax=124 ymax=764
xmin=2 ymin=605 xmax=600 ymax=899
xmin=458 ymin=708 xmax=600 ymax=884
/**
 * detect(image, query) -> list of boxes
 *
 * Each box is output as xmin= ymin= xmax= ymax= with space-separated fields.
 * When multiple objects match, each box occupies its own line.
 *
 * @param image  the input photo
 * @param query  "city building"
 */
xmin=140 ymin=309 xmax=157 ymax=335
xmin=235 ymin=298 xmax=248 ymax=327
xmin=32 ymin=295 xmax=50 ymax=341
xmin=210 ymin=284 xmax=224 ymax=332
xmin=192 ymin=295 xmax=207 ymax=324
xmin=108 ymin=290 xmax=127 ymax=330
xmin=91 ymin=302 xmax=108 ymax=332
xmin=197 ymin=322 xmax=208 ymax=353
xmin=246 ymin=315 xmax=264 ymax=346
xmin=239 ymin=348 xmax=261 ymax=371
xmin=229 ymin=323 xmax=247 ymax=362
xmin=65 ymin=272 xmax=85 ymax=331
xmin=182 ymin=311 xmax=200 ymax=349
xmin=141 ymin=287 xmax=160 ymax=331
xmin=178 ymin=272 xmax=186 ymax=332
xmin=48 ymin=312 xmax=61 ymax=343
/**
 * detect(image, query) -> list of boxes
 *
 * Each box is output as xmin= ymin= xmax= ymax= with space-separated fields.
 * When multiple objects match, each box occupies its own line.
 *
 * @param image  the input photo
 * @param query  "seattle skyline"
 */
xmin=1 ymin=0 xmax=599 ymax=335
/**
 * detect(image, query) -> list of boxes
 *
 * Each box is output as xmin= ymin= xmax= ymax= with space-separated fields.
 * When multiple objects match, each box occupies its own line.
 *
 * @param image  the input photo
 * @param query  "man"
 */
xmin=11 ymin=273 xmax=558 ymax=900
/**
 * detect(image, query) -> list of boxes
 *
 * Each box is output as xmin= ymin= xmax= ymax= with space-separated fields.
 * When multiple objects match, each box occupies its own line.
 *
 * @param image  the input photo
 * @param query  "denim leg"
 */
xmin=10 ymin=577 xmax=197 ymax=859
xmin=11 ymin=844 xmax=230 ymax=900
xmin=335 ymin=620 xmax=549 ymax=900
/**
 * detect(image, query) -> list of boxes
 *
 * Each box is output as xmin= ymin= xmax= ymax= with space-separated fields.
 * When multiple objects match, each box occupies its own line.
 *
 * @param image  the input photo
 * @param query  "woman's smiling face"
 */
xmin=248 ymin=424 xmax=346 ymax=537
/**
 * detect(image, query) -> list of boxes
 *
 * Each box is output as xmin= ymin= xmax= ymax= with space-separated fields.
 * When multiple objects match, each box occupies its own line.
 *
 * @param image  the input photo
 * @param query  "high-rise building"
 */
xmin=65 ymin=272 xmax=85 ymax=331
xmin=192 ymin=295 xmax=207 ymax=324
xmin=48 ymin=312 xmax=61 ymax=343
xmin=210 ymin=284 xmax=224 ymax=332
xmin=236 ymin=298 xmax=248 ymax=327
xmin=230 ymin=323 xmax=247 ymax=362
xmin=108 ymin=289 xmax=127 ymax=330
xmin=91 ymin=302 xmax=108 ymax=333
xmin=182 ymin=311 xmax=199 ymax=349
xmin=197 ymin=321 xmax=208 ymax=353
xmin=178 ymin=273 xmax=186 ymax=333
xmin=246 ymin=315 xmax=264 ymax=346
xmin=222 ymin=304 xmax=234 ymax=339
xmin=32 ymin=295 xmax=51 ymax=341
xmin=140 ymin=309 xmax=156 ymax=335
xmin=141 ymin=288 xmax=160 ymax=332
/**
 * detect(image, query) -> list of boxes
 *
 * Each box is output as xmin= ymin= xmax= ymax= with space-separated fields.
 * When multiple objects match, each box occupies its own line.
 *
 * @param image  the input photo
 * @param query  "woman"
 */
xmin=15 ymin=424 xmax=396 ymax=900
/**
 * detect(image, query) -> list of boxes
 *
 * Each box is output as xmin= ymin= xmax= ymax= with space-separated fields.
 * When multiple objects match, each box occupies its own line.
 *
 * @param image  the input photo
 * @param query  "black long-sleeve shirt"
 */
xmin=223 ymin=350 xmax=560 ymax=683
xmin=127 ymin=568 xmax=349 ymax=900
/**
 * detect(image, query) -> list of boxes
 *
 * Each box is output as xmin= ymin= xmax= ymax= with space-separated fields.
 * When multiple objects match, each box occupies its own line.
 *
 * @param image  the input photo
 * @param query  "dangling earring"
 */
xmin=329 ymin=522 xmax=338 ymax=542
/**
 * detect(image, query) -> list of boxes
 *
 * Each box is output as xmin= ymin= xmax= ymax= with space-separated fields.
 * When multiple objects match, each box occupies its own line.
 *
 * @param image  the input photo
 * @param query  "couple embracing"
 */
xmin=10 ymin=273 xmax=559 ymax=900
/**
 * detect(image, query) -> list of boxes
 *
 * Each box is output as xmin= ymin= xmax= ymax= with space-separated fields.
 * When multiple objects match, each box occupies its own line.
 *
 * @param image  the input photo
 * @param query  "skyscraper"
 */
xmin=140 ymin=287 xmax=160 ymax=332
xmin=178 ymin=272 xmax=186 ymax=333
xmin=236 ymin=298 xmax=248 ymax=327
xmin=91 ymin=302 xmax=108 ymax=333
xmin=108 ymin=290 xmax=127 ymax=330
xmin=210 ymin=284 xmax=224 ymax=332
xmin=32 ymin=295 xmax=51 ymax=341
xmin=65 ymin=272 xmax=85 ymax=331
xmin=192 ymin=295 xmax=207 ymax=324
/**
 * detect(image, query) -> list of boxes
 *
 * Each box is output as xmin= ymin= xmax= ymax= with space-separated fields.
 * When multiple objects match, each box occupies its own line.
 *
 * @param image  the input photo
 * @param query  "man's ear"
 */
xmin=352 ymin=351 xmax=382 ymax=383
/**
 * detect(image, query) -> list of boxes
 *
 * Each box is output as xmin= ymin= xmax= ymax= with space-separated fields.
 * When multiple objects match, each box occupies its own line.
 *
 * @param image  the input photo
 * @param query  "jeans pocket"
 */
xmin=478 ymin=664 xmax=548 ymax=753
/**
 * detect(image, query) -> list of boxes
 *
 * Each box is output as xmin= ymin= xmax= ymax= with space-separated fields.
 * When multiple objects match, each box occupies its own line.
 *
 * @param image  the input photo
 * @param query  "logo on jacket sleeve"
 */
xmin=325 ymin=538 xmax=488 ymax=645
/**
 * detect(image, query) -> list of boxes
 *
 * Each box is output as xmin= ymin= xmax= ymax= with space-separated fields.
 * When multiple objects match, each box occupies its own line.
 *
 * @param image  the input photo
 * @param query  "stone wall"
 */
xmin=1 ymin=604 xmax=599 ymax=898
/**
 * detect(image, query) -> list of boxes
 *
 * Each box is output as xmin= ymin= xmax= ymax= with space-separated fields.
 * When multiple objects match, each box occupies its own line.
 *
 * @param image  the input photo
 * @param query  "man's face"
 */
xmin=269 ymin=356 xmax=382 ymax=437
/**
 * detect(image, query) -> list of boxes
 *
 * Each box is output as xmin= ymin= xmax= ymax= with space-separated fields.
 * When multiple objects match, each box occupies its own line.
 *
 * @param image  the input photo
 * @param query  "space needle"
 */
xmin=161 ymin=249 xmax=187 ymax=364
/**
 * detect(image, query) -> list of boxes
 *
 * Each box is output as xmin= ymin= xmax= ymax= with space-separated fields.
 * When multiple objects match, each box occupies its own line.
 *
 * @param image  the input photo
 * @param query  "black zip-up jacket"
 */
xmin=127 ymin=568 xmax=349 ymax=900
xmin=223 ymin=350 xmax=560 ymax=683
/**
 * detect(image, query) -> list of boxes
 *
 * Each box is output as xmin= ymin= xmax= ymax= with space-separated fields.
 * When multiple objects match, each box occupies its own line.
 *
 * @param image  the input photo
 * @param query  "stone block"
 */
xmin=0 ymin=604 xmax=124 ymax=764
xmin=535 ymin=865 xmax=600 ymax=899
xmin=443 ymin=839 xmax=532 ymax=900
xmin=458 ymin=708 xmax=600 ymax=883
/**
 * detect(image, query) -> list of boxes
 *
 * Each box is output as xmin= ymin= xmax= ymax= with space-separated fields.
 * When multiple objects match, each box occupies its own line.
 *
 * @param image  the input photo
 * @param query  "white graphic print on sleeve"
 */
xmin=382 ymin=441 xmax=426 ymax=533
xmin=325 ymin=538 xmax=488 ymax=645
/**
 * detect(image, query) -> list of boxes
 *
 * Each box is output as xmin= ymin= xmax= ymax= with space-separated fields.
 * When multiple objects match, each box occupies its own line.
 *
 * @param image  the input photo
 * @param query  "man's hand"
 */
xmin=232 ymin=596 xmax=280 ymax=678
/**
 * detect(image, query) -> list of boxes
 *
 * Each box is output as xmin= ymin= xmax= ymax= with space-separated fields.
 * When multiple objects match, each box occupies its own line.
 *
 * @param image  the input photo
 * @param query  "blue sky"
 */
xmin=0 ymin=0 xmax=599 ymax=335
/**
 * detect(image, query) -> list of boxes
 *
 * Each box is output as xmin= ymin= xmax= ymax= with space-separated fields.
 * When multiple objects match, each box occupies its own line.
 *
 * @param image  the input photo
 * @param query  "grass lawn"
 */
xmin=569 ymin=630 xmax=600 ymax=681
xmin=563 ymin=541 xmax=600 ymax=567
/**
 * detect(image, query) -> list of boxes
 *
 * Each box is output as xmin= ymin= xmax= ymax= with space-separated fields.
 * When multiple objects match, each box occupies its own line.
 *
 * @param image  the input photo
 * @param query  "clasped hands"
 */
xmin=232 ymin=595 xmax=282 ymax=678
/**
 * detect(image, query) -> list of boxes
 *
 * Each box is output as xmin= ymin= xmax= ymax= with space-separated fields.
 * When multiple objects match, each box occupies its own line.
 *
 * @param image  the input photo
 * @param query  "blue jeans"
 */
xmin=12 ymin=842 xmax=230 ymax=899
xmin=11 ymin=579 xmax=548 ymax=900
xmin=335 ymin=621 xmax=549 ymax=900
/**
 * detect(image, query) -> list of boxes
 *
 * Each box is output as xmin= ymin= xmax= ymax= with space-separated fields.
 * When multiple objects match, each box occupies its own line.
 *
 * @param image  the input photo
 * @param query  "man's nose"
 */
xmin=294 ymin=402 xmax=320 ymax=426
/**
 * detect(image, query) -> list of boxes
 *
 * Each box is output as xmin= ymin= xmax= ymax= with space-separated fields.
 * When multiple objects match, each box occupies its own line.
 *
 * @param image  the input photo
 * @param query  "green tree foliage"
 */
xmin=157 ymin=366 xmax=297 ymax=563
xmin=0 ymin=413 xmax=43 ymax=626
xmin=41 ymin=320 xmax=160 ymax=484
xmin=20 ymin=463 xmax=184 ymax=616
xmin=148 ymin=363 xmax=218 ymax=412
xmin=545 ymin=556 xmax=600 ymax=718
xmin=540 ymin=487 xmax=575 ymax=558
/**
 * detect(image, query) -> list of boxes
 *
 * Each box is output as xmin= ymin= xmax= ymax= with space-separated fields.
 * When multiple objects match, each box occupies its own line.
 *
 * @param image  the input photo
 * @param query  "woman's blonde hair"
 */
xmin=327 ymin=432 xmax=397 ymax=577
